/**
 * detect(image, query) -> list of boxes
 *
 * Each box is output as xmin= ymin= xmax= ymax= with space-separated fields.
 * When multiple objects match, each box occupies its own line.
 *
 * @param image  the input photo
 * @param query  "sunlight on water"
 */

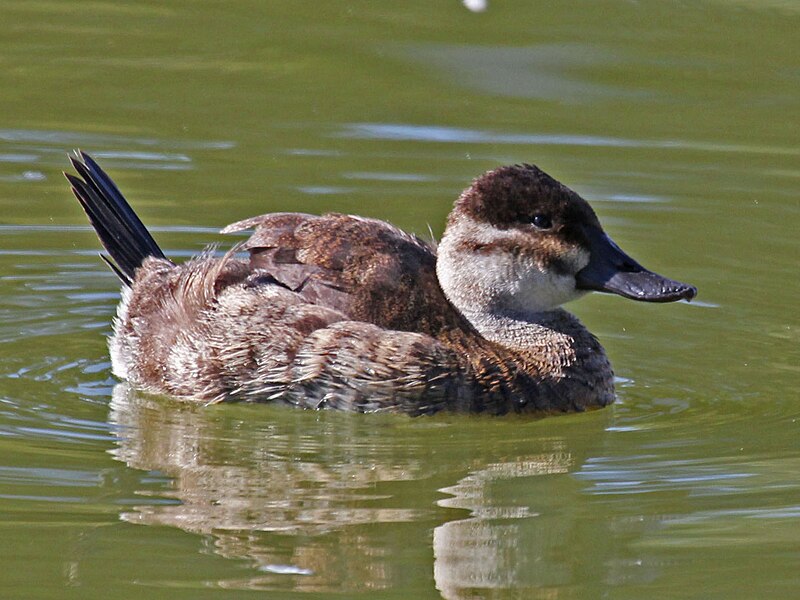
xmin=341 ymin=122 xmax=800 ymax=156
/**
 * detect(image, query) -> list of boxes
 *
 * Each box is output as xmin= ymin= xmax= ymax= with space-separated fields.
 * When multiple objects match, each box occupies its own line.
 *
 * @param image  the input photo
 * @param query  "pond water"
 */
xmin=1 ymin=1 xmax=798 ymax=598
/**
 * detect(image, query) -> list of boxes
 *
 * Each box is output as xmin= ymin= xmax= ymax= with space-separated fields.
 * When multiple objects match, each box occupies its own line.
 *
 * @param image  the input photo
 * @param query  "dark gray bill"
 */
xmin=575 ymin=226 xmax=697 ymax=303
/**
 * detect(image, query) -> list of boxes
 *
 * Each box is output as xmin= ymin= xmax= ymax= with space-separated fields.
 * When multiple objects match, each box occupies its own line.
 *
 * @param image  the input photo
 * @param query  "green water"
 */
xmin=1 ymin=1 xmax=798 ymax=597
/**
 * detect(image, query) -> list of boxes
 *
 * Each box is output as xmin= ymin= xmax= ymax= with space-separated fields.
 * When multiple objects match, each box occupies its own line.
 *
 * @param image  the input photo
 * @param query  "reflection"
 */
xmin=434 ymin=452 xmax=573 ymax=598
xmin=110 ymin=384 xmax=421 ymax=592
xmin=109 ymin=383 xmax=604 ymax=595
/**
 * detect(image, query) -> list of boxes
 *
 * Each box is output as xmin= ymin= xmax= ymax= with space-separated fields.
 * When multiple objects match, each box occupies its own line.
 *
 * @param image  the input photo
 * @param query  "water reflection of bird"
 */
xmin=109 ymin=383 xmax=595 ymax=595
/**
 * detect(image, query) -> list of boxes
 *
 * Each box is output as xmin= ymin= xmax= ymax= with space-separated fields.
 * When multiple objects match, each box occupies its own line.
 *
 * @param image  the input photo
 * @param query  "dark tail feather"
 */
xmin=65 ymin=151 xmax=169 ymax=286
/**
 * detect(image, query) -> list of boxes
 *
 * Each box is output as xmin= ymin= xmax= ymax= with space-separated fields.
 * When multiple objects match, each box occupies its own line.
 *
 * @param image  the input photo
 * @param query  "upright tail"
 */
xmin=65 ymin=151 xmax=169 ymax=286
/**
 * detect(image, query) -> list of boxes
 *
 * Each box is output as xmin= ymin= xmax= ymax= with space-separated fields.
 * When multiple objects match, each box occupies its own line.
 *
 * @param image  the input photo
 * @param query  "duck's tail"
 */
xmin=65 ymin=151 xmax=169 ymax=286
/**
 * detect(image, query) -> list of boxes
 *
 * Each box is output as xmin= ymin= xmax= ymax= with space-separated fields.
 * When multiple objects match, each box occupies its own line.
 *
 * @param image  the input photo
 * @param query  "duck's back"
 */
xmin=112 ymin=213 xmax=484 ymax=413
xmin=223 ymin=212 xmax=469 ymax=336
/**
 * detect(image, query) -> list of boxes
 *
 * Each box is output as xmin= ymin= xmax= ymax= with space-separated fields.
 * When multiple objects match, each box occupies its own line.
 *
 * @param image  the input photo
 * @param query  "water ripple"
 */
xmin=339 ymin=123 xmax=800 ymax=157
xmin=0 ymin=127 xmax=235 ymax=175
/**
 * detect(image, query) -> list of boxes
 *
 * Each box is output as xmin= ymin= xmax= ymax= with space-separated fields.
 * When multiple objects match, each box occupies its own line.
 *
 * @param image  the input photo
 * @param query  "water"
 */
xmin=1 ymin=1 xmax=798 ymax=598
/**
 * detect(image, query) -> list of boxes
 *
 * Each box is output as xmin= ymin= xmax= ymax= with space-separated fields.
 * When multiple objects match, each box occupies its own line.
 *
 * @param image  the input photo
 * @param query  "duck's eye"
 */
xmin=532 ymin=214 xmax=553 ymax=230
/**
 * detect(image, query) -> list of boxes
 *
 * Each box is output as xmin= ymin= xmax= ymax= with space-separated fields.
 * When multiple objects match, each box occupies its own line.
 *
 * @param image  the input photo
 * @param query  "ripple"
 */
xmin=339 ymin=122 xmax=800 ymax=157
xmin=0 ymin=466 xmax=101 ymax=488
xmin=0 ymin=127 xmax=235 ymax=174
xmin=0 ymin=127 xmax=234 ymax=150
xmin=578 ymin=454 xmax=753 ymax=487
xmin=341 ymin=171 xmax=437 ymax=182
xmin=296 ymin=186 xmax=354 ymax=195
xmin=0 ymin=153 xmax=39 ymax=163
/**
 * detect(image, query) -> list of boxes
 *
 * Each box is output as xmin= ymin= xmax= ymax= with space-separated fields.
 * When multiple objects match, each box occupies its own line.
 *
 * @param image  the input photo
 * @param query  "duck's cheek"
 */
xmin=515 ymin=268 xmax=587 ymax=312
xmin=533 ymin=243 xmax=590 ymax=277
xmin=513 ymin=246 xmax=591 ymax=311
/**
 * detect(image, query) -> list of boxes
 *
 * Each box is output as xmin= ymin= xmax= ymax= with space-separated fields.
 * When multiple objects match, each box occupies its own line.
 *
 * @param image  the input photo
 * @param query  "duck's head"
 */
xmin=436 ymin=164 xmax=697 ymax=320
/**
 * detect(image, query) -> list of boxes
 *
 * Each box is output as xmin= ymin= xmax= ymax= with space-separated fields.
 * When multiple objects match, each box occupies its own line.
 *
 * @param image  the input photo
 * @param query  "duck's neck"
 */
xmin=446 ymin=305 xmax=615 ymax=412
xmin=461 ymin=308 xmax=586 ymax=371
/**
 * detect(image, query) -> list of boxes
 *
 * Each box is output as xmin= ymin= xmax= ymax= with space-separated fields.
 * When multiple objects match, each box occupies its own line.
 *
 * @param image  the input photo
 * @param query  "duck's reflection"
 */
xmin=109 ymin=383 xmax=598 ymax=596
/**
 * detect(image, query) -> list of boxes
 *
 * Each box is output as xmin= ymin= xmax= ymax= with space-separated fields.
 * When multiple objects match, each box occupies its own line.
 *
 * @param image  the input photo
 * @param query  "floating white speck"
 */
xmin=463 ymin=0 xmax=487 ymax=12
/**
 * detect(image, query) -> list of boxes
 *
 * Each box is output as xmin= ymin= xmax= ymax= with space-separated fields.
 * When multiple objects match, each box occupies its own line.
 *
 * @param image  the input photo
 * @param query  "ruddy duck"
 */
xmin=66 ymin=151 xmax=696 ymax=415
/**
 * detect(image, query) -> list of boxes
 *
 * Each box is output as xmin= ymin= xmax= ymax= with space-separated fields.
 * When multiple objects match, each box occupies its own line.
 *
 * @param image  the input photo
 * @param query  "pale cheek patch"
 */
xmin=512 ymin=259 xmax=583 ymax=313
xmin=506 ymin=238 xmax=589 ymax=312
xmin=532 ymin=239 xmax=588 ymax=276
xmin=438 ymin=217 xmax=592 ymax=317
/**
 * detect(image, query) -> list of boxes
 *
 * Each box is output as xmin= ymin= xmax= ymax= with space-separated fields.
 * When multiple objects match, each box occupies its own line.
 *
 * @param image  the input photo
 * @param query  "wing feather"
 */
xmin=222 ymin=212 xmax=466 ymax=336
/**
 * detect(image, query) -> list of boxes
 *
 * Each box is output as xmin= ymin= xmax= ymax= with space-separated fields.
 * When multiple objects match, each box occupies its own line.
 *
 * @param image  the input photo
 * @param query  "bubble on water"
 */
xmin=463 ymin=0 xmax=487 ymax=13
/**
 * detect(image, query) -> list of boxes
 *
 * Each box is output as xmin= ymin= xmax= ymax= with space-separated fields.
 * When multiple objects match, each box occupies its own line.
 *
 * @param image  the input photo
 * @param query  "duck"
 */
xmin=65 ymin=151 xmax=696 ymax=416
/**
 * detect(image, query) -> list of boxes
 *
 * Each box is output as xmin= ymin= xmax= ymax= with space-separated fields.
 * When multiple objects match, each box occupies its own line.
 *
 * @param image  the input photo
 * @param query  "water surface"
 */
xmin=0 ymin=1 xmax=798 ymax=598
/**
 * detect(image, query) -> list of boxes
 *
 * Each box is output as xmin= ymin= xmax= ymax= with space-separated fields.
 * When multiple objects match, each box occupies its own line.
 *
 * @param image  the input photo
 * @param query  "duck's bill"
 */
xmin=575 ymin=226 xmax=697 ymax=303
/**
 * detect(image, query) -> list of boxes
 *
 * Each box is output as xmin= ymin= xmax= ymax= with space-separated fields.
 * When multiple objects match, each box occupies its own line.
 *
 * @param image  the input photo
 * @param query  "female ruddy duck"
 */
xmin=66 ymin=152 xmax=696 ymax=415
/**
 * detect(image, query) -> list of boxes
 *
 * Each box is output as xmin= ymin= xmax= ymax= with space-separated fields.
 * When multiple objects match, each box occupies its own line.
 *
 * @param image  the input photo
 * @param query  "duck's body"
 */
xmin=66 ymin=153 xmax=695 ymax=415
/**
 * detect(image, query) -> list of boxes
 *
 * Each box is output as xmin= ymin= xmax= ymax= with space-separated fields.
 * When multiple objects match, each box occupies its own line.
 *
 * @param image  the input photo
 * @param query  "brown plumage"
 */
xmin=66 ymin=152 xmax=696 ymax=415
